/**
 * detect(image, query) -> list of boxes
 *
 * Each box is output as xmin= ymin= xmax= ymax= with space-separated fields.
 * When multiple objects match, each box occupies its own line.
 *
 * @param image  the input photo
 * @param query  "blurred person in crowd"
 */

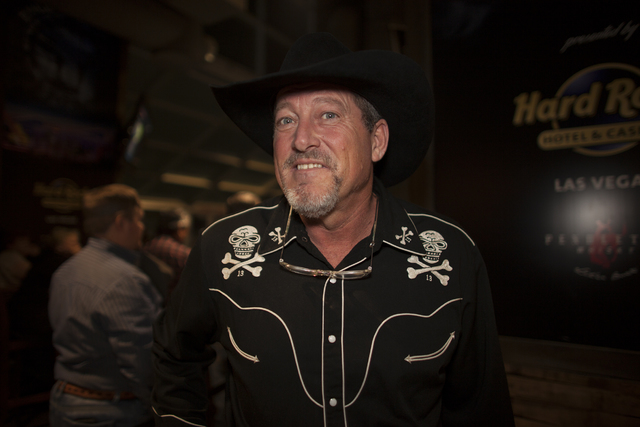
xmin=49 ymin=184 xmax=162 ymax=427
xmin=152 ymin=33 xmax=513 ymax=426
xmin=10 ymin=227 xmax=81 ymax=336
xmin=0 ymin=230 xmax=41 ymax=294
xmin=225 ymin=191 xmax=261 ymax=216
xmin=143 ymin=208 xmax=192 ymax=298
xmin=8 ymin=227 xmax=82 ymax=394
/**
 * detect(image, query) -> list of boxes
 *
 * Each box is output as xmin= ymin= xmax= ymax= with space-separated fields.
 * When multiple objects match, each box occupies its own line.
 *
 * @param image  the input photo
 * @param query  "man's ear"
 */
xmin=371 ymin=119 xmax=389 ymax=163
xmin=113 ymin=211 xmax=126 ymax=230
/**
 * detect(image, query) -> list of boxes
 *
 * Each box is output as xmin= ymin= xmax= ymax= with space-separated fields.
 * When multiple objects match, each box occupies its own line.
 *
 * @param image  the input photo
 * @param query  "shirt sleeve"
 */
xmin=441 ymin=247 xmax=515 ymax=426
xmin=152 ymin=238 xmax=217 ymax=426
xmin=95 ymin=270 xmax=163 ymax=403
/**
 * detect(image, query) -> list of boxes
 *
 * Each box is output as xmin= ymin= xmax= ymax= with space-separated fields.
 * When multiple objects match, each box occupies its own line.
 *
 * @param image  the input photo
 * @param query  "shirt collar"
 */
xmin=256 ymin=198 xmax=292 ymax=256
xmin=88 ymin=237 xmax=141 ymax=265
xmin=372 ymin=178 xmax=428 ymax=256
xmin=256 ymin=178 xmax=427 ymax=258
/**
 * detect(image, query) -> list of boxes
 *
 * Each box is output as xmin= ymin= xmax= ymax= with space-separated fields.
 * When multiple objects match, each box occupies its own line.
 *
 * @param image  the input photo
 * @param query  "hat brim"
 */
xmin=212 ymin=49 xmax=434 ymax=187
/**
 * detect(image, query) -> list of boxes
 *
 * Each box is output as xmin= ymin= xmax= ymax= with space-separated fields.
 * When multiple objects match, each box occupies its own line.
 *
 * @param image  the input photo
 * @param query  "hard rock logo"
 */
xmin=513 ymin=63 xmax=640 ymax=156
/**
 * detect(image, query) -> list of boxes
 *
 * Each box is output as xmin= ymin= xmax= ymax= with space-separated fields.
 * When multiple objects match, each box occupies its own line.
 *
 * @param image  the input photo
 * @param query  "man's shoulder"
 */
xmin=394 ymin=197 xmax=476 ymax=247
xmin=54 ymin=242 xmax=146 ymax=284
xmin=201 ymin=196 xmax=284 ymax=240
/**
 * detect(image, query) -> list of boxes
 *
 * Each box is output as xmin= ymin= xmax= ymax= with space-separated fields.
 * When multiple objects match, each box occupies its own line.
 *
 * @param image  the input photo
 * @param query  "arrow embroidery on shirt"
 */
xmin=228 ymin=327 xmax=259 ymax=363
xmin=404 ymin=331 xmax=455 ymax=363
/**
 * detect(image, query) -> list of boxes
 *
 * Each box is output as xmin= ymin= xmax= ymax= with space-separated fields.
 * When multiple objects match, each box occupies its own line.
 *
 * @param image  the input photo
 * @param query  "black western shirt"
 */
xmin=152 ymin=179 xmax=514 ymax=426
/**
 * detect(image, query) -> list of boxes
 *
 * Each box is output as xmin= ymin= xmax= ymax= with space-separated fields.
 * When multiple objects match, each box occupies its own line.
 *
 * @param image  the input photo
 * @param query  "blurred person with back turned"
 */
xmin=49 ymin=184 xmax=163 ymax=427
xmin=143 ymin=208 xmax=192 ymax=299
xmin=225 ymin=191 xmax=261 ymax=216
xmin=152 ymin=33 xmax=514 ymax=426
xmin=0 ymin=230 xmax=41 ymax=294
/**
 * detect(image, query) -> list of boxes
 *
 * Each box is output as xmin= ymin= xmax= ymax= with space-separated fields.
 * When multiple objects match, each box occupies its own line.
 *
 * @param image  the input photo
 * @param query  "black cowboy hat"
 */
xmin=211 ymin=32 xmax=434 ymax=187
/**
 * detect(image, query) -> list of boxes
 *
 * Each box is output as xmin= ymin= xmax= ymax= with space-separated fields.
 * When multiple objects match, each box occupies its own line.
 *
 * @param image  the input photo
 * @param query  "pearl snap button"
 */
xmin=328 ymin=335 xmax=336 ymax=343
xmin=329 ymin=398 xmax=337 ymax=407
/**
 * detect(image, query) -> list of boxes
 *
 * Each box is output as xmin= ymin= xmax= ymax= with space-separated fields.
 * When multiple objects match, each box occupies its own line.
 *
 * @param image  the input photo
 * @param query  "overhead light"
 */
xmin=161 ymin=173 xmax=212 ymax=189
xmin=140 ymin=197 xmax=186 ymax=212
xmin=217 ymin=180 xmax=266 ymax=195
xmin=245 ymin=159 xmax=275 ymax=173
xmin=203 ymin=36 xmax=218 ymax=63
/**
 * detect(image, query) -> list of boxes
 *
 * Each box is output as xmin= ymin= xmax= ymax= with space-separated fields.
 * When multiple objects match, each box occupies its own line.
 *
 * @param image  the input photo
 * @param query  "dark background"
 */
xmin=432 ymin=0 xmax=640 ymax=350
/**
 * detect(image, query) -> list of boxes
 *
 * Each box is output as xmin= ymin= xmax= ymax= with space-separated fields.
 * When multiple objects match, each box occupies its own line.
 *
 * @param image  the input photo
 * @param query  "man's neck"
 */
xmin=301 ymin=193 xmax=378 ymax=268
xmin=97 ymin=231 xmax=137 ymax=252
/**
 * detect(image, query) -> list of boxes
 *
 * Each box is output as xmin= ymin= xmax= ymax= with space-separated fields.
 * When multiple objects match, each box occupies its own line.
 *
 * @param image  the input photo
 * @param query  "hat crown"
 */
xmin=280 ymin=32 xmax=351 ymax=72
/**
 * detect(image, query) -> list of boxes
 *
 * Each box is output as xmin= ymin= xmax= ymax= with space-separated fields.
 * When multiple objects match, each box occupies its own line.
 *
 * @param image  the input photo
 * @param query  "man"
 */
xmin=152 ymin=33 xmax=514 ymax=426
xmin=143 ymin=208 xmax=192 ymax=298
xmin=49 ymin=184 xmax=163 ymax=427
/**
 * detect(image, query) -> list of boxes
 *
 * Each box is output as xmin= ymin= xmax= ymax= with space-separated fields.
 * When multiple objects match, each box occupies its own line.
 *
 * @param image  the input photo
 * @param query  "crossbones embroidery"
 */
xmin=222 ymin=252 xmax=265 ymax=279
xmin=407 ymin=256 xmax=452 ymax=285
xmin=223 ymin=225 xmax=265 ymax=279
xmin=269 ymin=227 xmax=283 ymax=244
xmin=406 ymin=230 xmax=452 ymax=285
xmin=395 ymin=227 xmax=413 ymax=245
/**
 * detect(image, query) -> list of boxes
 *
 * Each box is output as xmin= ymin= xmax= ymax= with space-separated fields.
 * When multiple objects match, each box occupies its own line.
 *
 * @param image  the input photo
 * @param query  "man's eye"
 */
xmin=278 ymin=117 xmax=293 ymax=125
xmin=322 ymin=112 xmax=337 ymax=119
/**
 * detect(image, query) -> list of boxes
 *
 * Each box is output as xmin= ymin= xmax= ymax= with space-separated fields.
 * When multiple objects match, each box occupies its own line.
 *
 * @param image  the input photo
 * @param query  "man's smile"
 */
xmin=296 ymin=163 xmax=324 ymax=170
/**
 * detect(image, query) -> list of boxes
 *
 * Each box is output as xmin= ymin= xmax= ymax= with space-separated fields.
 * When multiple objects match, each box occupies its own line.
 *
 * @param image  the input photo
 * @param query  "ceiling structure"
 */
xmin=36 ymin=0 xmax=434 ymax=222
xmin=36 ymin=0 xmax=321 ymax=220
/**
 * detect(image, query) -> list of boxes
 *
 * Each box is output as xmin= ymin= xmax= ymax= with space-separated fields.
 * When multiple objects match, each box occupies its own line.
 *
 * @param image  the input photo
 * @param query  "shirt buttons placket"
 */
xmin=323 ymin=268 xmax=344 ymax=424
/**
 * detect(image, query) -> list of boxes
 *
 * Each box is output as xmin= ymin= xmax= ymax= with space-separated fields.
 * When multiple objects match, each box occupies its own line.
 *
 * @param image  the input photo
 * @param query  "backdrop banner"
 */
xmin=432 ymin=0 xmax=640 ymax=350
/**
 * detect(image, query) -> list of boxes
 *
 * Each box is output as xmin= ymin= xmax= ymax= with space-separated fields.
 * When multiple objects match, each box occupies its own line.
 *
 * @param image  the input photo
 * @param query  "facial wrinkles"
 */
xmin=274 ymin=86 xmax=369 ymax=219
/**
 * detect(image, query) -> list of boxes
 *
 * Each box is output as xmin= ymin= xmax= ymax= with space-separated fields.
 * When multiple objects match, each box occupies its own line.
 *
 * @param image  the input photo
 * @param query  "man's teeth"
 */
xmin=297 ymin=163 xmax=323 ymax=170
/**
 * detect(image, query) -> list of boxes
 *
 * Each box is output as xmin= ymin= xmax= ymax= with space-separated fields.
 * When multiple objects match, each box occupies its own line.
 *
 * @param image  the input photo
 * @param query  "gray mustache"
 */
xmin=283 ymin=150 xmax=336 ymax=170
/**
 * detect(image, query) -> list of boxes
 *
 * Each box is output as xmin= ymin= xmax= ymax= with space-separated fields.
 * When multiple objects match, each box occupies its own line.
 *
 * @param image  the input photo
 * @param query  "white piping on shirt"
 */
xmin=202 ymin=203 xmax=280 ymax=235
xmin=340 ymin=279 xmax=348 ymax=427
xmin=321 ymin=276 xmax=329 ymax=426
xmin=407 ymin=212 xmax=476 ymax=246
xmin=382 ymin=239 xmax=428 ymax=255
xmin=345 ymin=297 xmax=463 ymax=407
xmin=152 ymin=407 xmax=206 ymax=427
xmin=210 ymin=288 xmax=323 ymax=408
xmin=320 ymin=259 xmax=367 ymax=427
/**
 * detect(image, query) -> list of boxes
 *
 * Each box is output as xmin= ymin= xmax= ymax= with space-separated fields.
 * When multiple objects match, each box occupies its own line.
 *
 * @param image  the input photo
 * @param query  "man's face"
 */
xmin=122 ymin=206 xmax=145 ymax=250
xmin=273 ymin=85 xmax=381 ymax=219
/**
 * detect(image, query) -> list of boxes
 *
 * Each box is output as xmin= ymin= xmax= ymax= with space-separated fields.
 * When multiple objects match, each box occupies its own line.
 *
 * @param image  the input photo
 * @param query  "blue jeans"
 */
xmin=49 ymin=381 xmax=153 ymax=427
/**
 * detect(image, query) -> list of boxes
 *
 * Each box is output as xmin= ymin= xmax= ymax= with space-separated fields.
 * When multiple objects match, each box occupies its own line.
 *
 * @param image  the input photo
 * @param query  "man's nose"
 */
xmin=292 ymin=119 xmax=319 ymax=152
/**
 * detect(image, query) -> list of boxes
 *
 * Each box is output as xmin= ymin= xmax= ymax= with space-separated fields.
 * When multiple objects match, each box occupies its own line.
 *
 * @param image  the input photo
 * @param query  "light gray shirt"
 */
xmin=49 ymin=237 xmax=163 ymax=403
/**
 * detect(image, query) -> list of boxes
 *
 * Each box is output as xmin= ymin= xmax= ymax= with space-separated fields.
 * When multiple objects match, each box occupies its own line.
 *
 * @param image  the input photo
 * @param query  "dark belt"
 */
xmin=59 ymin=382 xmax=137 ymax=400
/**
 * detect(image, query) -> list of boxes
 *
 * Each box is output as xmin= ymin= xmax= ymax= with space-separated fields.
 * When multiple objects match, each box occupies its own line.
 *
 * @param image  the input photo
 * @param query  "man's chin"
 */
xmin=285 ymin=189 xmax=338 ymax=219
